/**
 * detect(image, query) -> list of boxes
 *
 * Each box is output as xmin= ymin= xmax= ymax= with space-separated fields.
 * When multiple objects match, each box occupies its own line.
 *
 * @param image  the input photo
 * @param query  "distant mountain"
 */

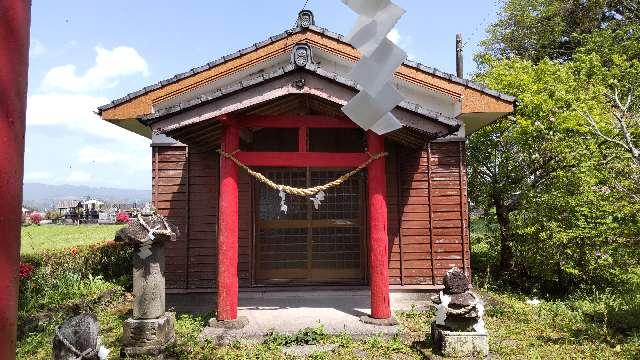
xmin=23 ymin=183 xmax=151 ymax=210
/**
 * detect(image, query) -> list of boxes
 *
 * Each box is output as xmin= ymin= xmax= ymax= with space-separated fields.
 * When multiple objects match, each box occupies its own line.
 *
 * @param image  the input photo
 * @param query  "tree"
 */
xmin=575 ymin=25 xmax=640 ymax=171
xmin=470 ymin=24 xmax=640 ymax=288
xmin=469 ymin=57 xmax=606 ymax=275
xmin=480 ymin=0 xmax=639 ymax=63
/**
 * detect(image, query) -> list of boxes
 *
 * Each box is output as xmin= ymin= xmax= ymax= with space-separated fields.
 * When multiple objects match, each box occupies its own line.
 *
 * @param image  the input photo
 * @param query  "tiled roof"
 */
xmin=98 ymin=24 xmax=514 ymax=114
xmin=141 ymin=62 xmax=460 ymax=130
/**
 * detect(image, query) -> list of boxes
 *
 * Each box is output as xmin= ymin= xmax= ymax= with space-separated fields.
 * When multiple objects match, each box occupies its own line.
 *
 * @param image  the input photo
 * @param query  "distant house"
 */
xmin=111 ymin=203 xmax=140 ymax=215
xmin=82 ymin=199 xmax=104 ymax=223
xmin=21 ymin=207 xmax=33 ymax=223
xmin=57 ymin=199 xmax=83 ymax=221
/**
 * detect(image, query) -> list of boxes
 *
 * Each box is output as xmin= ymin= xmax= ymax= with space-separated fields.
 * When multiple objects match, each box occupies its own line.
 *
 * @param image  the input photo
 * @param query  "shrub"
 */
xmin=29 ymin=212 xmax=43 ymax=225
xmin=19 ymin=242 xmax=133 ymax=316
xmin=116 ymin=211 xmax=129 ymax=223
xmin=45 ymin=210 xmax=62 ymax=222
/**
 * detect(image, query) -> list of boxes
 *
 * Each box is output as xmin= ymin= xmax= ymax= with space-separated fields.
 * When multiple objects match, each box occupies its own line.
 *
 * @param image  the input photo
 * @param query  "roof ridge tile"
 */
xmin=99 ymin=22 xmax=514 ymax=113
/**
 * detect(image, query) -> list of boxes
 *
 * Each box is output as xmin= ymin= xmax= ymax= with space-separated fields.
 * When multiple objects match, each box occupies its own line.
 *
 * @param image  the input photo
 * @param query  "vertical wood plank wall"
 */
xmin=152 ymin=146 xmax=251 ymax=291
xmin=389 ymin=141 xmax=471 ymax=285
xmin=155 ymin=140 xmax=470 ymax=291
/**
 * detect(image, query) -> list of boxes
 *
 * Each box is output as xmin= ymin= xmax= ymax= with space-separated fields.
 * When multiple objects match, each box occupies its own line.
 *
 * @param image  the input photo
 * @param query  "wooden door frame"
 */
xmin=251 ymin=167 xmax=368 ymax=286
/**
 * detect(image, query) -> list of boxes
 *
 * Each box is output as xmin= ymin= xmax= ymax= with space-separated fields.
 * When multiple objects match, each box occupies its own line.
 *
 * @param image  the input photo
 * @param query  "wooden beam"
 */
xmin=234 ymin=151 xmax=369 ymax=168
xmin=235 ymin=115 xmax=358 ymax=129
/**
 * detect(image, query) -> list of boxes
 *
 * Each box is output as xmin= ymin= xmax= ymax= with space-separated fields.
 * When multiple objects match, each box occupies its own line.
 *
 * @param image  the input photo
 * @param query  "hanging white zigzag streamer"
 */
xmin=341 ymin=0 xmax=407 ymax=135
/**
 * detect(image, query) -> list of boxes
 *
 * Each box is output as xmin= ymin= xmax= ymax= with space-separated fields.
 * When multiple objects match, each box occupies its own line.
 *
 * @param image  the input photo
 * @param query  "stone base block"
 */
xmin=208 ymin=316 xmax=249 ymax=330
xmin=431 ymin=322 xmax=488 ymax=357
xmin=359 ymin=315 xmax=399 ymax=326
xmin=122 ymin=313 xmax=175 ymax=359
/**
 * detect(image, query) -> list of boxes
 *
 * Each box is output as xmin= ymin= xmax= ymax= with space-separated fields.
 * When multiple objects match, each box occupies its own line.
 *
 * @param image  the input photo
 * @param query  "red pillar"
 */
xmin=0 ymin=1 xmax=30 ymax=358
xmin=366 ymin=131 xmax=391 ymax=319
xmin=217 ymin=125 xmax=239 ymax=320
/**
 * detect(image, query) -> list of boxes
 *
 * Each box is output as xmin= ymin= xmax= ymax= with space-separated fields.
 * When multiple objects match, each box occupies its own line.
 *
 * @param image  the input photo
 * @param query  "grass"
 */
xmin=16 ymin=224 xmax=640 ymax=359
xmin=17 ymin=283 xmax=640 ymax=359
xmin=20 ymin=224 xmax=123 ymax=254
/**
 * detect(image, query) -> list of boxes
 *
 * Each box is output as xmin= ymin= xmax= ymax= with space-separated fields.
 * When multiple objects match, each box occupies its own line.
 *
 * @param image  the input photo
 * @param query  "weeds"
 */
xmin=264 ymin=325 xmax=330 ymax=347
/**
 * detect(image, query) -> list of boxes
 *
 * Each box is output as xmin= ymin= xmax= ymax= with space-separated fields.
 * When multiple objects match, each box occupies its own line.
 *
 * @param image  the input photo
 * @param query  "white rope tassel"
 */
xmin=341 ymin=0 xmax=407 ymax=135
xmin=310 ymin=190 xmax=326 ymax=210
xmin=278 ymin=187 xmax=288 ymax=214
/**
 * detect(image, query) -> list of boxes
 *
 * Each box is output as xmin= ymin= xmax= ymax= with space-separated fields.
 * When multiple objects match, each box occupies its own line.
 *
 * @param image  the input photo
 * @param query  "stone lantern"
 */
xmin=431 ymin=267 xmax=489 ymax=357
xmin=115 ymin=213 xmax=178 ymax=358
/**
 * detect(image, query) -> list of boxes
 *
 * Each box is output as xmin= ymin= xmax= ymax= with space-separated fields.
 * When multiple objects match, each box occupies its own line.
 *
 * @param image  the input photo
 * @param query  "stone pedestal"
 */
xmin=431 ymin=322 xmax=489 ymax=358
xmin=122 ymin=313 xmax=175 ymax=359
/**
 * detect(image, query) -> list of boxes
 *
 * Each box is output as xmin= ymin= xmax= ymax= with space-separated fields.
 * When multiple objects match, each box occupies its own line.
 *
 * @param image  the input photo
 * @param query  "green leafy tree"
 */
xmin=468 ymin=58 xmax=602 ymax=275
xmin=470 ymin=23 xmax=640 ymax=289
xmin=481 ymin=0 xmax=639 ymax=62
xmin=575 ymin=25 xmax=640 ymax=170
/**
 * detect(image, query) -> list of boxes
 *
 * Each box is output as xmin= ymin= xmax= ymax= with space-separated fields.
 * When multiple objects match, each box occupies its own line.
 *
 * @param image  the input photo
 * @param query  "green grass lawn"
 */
xmin=20 ymin=224 xmax=123 ymax=254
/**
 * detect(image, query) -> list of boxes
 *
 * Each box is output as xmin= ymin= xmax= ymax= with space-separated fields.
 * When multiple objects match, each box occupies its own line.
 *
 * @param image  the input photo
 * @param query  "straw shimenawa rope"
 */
xmin=217 ymin=149 xmax=388 ymax=197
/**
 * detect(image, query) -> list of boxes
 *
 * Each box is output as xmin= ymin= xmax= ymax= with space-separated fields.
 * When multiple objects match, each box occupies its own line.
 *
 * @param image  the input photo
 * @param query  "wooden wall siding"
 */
xmin=153 ymin=146 xmax=253 ymax=290
xmin=386 ymin=142 xmax=402 ymax=285
xmin=393 ymin=141 xmax=470 ymax=286
xmin=155 ymin=140 xmax=470 ymax=290
xmin=238 ymin=170 xmax=252 ymax=287
xmin=153 ymin=146 xmax=189 ymax=289
xmin=185 ymin=148 xmax=218 ymax=289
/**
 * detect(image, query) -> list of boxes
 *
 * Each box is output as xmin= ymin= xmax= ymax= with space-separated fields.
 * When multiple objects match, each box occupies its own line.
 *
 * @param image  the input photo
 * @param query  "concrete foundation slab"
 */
xmin=194 ymin=289 xmax=433 ymax=343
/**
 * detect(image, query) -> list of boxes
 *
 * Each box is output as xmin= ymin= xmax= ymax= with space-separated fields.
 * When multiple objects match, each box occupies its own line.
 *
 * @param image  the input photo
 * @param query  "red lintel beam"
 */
xmin=234 ymin=151 xmax=369 ymax=168
xmin=234 ymin=115 xmax=358 ymax=129
xmin=0 ymin=1 xmax=30 ymax=358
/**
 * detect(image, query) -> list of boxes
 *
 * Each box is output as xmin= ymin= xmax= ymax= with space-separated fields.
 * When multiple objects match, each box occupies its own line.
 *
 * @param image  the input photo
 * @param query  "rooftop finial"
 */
xmin=297 ymin=10 xmax=315 ymax=28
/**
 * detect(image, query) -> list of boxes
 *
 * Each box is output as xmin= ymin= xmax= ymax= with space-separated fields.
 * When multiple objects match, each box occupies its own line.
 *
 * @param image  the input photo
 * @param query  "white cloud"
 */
xmin=26 ymin=93 xmax=148 ymax=146
xmin=41 ymin=46 xmax=149 ymax=92
xmin=24 ymin=171 xmax=53 ymax=182
xmin=65 ymin=170 xmax=92 ymax=183
xmin=387 ymin=28 xmax=415 ymax=60
xmin=29 ymin=39 xmax=46 ymax=57
xmin=78 ymin=145 xmax=147 ymax=168
xmin=25 ymin=44 xmax=152 ymax=189
xmin=387 ymin=28 xmax=402 ymax=44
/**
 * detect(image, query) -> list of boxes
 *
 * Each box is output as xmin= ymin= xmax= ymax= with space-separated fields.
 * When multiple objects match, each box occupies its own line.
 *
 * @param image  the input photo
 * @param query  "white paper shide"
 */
xmin=341 ymin=0 xmax=407 ymax=135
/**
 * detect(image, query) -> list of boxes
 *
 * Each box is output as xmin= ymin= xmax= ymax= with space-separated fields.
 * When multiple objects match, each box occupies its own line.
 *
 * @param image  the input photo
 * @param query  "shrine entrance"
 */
xmin=254 ymin=168 xmax=366 ymax=285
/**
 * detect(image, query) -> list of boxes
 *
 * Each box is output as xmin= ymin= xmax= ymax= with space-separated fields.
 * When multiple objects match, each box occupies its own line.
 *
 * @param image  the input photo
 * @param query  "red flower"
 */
xmin=116 ymin=211 xmax=129 ymax=224
xmin=70 ymin=247 xmax=79 ymax=256
xmin=19 ymin=263 xmax=34 ymax=279
xmin=29 ymin=212 xmax=43 ymax=225
xmin=106 ymin=239 xmax=116 ymax=247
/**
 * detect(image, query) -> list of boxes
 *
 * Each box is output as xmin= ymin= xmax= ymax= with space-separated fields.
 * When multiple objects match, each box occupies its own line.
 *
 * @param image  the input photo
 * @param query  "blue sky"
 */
xmin=25 ymin=0 xmax=500 ymax=190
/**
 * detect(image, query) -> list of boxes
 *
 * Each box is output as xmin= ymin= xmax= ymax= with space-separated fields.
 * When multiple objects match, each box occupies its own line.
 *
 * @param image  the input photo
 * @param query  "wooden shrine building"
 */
xmin=98 ymin=11 xmax=514 ymax=322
